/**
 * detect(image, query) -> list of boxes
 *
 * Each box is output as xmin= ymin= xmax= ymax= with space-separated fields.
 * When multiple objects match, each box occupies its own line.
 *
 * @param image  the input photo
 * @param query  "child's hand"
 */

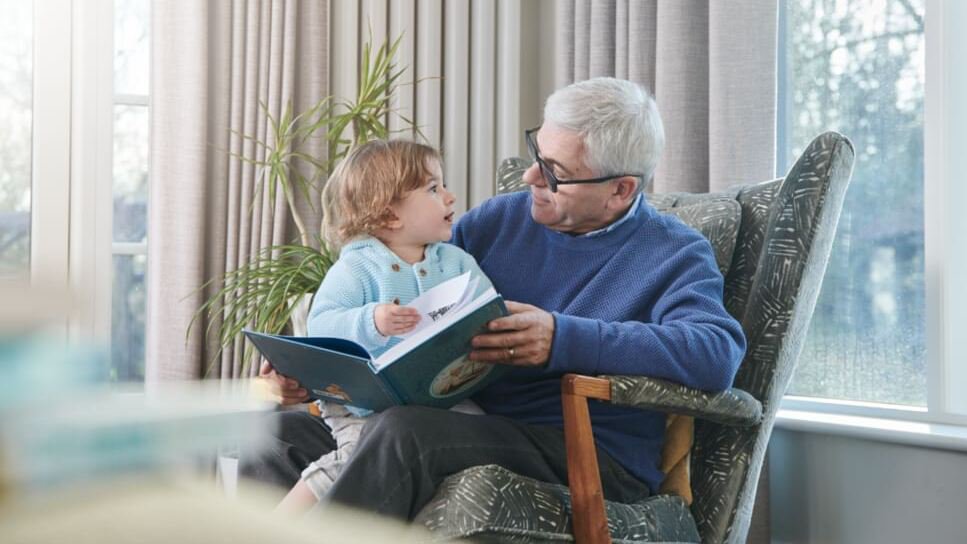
xmin=375 ymin=303 xmax=421 ymax=336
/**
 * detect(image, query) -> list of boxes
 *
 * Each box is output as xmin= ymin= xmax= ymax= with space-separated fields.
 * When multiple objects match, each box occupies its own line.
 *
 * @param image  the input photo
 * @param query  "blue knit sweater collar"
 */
xmin=340 ymin=236 xmax=443 ymax=266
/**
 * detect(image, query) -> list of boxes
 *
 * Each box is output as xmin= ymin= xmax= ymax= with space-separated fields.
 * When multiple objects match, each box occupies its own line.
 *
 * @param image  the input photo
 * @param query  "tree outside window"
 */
xmin=779 ymin=0 xmax=926 ymax=405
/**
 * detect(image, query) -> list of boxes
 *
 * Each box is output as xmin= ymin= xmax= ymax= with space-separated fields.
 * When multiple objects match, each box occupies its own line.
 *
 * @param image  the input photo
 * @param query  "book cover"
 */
xmin=244 ymin=286 xmax=509 ymax=412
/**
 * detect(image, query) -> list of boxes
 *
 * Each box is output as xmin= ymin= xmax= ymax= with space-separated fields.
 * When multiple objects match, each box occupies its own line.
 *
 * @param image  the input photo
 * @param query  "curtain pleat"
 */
xmin=555 ymin=0 xmax=575 ymax=88
xmin=557 ymin=0 xmax=776 ymax=194
xmin=588 ymin=0 xmax=615 ymax=77
xmin=654 ymin=0 xmax=710 ymax=193
xmin=627 ymin=0 xmax=657 ymax=87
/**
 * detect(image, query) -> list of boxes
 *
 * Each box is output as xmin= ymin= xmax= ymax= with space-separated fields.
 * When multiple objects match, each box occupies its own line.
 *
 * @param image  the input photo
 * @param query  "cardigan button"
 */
xmin=419 ymin=269 xmax=427 ymax=277
xmin=391 ymin=264 xmax=400 ymax=272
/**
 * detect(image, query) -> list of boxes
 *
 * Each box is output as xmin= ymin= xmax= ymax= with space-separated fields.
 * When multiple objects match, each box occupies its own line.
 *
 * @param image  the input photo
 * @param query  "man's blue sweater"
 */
xmin=452 ymin=191 xmax=746 ymax=492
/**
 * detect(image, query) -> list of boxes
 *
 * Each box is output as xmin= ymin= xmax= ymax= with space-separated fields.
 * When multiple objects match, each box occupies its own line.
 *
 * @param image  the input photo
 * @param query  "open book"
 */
xmin=244 ymin=272 xmax=508 ymax=411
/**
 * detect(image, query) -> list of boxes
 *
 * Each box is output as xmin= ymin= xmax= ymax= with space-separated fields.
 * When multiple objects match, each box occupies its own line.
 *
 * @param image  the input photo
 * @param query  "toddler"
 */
xmin=277 ymin=139 xmax=492 ymax=512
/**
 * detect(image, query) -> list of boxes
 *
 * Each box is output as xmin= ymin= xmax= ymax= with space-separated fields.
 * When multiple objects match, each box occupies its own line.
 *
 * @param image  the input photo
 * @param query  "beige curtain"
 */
xmin=147 ymin=0 xmax=329 ymax=382
xmin=556 ymin=0 xmax=777 ymax=193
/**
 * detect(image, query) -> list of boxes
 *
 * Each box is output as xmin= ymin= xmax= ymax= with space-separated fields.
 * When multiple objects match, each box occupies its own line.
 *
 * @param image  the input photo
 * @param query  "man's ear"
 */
xmin=609 ymin=176 xmax=639 ymax=207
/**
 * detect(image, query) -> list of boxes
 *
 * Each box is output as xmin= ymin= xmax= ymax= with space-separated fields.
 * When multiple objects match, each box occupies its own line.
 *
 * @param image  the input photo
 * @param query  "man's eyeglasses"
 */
xmin=524 ymin=126 xmax=644 ymax=193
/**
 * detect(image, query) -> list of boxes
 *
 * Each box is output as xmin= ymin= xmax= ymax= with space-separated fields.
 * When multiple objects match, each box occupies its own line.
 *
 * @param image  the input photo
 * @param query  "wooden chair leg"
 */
xmin=562 ymin=374 xmax=612 ymax=544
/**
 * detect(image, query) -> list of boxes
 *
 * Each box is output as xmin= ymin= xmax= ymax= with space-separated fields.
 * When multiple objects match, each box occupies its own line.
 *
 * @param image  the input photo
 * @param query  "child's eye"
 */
xmin=429 ymin=184 xmax=438 ymax=193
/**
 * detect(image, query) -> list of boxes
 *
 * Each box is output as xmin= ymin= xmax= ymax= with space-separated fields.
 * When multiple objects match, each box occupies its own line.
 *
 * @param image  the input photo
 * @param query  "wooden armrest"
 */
xmin=561 ymin=373 xmax=759 ymax=543
xmin=561 ymin=374 xmax=612 ymax=544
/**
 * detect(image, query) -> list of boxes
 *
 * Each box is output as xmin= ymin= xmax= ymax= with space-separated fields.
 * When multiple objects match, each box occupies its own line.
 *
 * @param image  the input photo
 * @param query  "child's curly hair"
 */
xmin=321 ymin=139 xmax=442 ymax=250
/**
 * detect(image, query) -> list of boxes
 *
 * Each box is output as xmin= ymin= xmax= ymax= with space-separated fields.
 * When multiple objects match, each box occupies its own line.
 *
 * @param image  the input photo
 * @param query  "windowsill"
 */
xmin=775 ymin=408 xmax=967 ymax=453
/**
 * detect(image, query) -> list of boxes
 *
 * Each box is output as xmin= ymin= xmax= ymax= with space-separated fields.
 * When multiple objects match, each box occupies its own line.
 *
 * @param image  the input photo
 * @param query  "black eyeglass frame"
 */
xmin=524 ymin=126 xmax=645 ymax=193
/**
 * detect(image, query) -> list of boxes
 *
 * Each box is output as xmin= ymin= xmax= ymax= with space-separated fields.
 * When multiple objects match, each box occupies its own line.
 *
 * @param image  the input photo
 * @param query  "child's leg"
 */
xmin=299 ymin=403 xmax=367 ymax=499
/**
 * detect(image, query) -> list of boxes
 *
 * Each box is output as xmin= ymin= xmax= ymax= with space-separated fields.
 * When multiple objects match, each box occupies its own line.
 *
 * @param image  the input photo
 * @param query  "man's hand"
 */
xmin=258 ymin=359 xmax=309 ymax=405
xmin=469 ymin=301 xmax=555 ymax=367
xmin=374 ymin=303 xmax=421 ymax=336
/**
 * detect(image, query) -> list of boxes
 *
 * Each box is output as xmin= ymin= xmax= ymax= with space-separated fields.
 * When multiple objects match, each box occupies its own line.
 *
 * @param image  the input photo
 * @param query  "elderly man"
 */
xmin=244 ymin=77 xmax=746 ymax=520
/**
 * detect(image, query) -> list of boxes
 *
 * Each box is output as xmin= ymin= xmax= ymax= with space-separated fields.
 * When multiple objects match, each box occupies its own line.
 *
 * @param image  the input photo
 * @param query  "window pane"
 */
xmin=779 ymin=0 xmax=926 ymax=405
xmin=0 ymin=0 xmax=32 ymax=279
xmin=114 ymin=0 xmax=149 ymax=96
xmin=111 ymin=254 xmax=146 ymax=382
xmin=113 ymin=105 xmax=148 ymax=243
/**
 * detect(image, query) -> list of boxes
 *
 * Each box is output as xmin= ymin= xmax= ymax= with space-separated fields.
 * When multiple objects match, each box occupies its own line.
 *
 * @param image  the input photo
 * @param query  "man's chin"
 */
xmin=529 ymin=203 xmax=555 ymax=226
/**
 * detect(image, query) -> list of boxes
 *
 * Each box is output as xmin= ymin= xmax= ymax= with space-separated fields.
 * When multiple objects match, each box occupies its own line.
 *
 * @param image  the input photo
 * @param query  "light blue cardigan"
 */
xmin=307 ymin=236 xmax=493 ymax=358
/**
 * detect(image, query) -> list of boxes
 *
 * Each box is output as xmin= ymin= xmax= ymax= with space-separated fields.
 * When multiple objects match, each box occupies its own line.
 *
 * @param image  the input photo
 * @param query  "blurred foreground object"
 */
xmin=0 ymin=285 xmax=425 ymax=542
xmin=0 ymin=284 xmax=272 ymax=492
xmin=2 ymin=476 xmax=428 ymax=544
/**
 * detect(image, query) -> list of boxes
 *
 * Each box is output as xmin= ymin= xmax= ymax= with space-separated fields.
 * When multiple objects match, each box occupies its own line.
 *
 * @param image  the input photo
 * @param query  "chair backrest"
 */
xmin=683 ymin=132 xmax=853 ymax=543
xmin=495 ymin=131 xmax=854 ymax=543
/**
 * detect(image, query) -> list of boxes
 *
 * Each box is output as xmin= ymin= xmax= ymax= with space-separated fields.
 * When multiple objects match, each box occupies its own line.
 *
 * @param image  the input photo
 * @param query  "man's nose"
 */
xmin=522 ymin=162 xmax=546 ymax=187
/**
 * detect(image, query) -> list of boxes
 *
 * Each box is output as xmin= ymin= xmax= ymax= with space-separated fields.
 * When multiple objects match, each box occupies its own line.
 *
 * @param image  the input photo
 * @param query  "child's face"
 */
xmin=390 ymin=159 xmax=456 ymax=245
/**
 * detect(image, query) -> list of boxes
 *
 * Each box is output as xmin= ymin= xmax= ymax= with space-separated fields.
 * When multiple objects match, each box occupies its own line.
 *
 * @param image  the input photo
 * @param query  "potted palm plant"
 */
xmin=191 ymin=34 xmax=418 ymax=374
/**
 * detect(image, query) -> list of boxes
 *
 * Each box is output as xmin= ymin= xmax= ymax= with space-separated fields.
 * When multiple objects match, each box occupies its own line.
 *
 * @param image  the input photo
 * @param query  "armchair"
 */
xmin=414 ymin=131 xmax=854 ymax=543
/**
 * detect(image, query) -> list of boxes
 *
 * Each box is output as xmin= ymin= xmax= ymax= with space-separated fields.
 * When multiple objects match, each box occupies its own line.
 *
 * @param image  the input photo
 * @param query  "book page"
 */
xmin=373 ymin=287 xmax=499 ymax=370
xmin=396 ymin=271 xmax=477 ymax=339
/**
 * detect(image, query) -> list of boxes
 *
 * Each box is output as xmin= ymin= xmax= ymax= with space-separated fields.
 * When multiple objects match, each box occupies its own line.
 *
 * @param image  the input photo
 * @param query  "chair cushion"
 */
xmin=658 ymin=414 xmax=693 ymax=504
xmin=415 ymin=464 xmax=701 ymax=543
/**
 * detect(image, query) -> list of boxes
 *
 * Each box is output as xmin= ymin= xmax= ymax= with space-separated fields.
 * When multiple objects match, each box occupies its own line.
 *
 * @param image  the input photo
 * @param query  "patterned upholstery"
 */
xmin=417 ymin=132 xmax=854 ymax=543
xmin=415 ymin=465 xmax=701 ymax=543
xmin=663 ymin=200 xmax=741 ymax=278
xmin=608 ymin=376 xmax=761 ymax=427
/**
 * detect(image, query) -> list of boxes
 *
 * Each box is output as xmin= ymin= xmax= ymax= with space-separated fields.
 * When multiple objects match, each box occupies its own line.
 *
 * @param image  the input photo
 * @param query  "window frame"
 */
xmin=777 ymin=0 xmax=967 ymax=435
xmin=29 ymin=0 xmax=150 ymax=378
xmin=30 ymin=0 xmax=72 ymax=292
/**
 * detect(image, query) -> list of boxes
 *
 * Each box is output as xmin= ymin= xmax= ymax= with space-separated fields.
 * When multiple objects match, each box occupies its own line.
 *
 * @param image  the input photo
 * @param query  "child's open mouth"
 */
xmin=445 ymin=212 xmax=454 ymax=224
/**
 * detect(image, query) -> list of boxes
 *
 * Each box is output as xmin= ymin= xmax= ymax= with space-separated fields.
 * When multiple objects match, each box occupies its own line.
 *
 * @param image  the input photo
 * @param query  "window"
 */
xmin=0 ymin=0 xmax=34 ymax=279
xmin=777 ymin=0 xmax=926 ymax=407
xmin=111 ymin=0 xmax=150 ymax=382
xmin=0 ymin=0 xmax=149 ymax=383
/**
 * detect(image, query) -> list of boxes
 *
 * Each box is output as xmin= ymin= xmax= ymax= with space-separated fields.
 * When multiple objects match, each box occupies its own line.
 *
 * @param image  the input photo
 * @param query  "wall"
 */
xmin=769 ymin=429 xmax=967 ymax=543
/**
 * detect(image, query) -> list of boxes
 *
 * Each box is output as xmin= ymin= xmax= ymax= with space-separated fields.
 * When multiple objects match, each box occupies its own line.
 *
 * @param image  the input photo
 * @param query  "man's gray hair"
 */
xmin=544 ymin=77 xmax=664 ymax=194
